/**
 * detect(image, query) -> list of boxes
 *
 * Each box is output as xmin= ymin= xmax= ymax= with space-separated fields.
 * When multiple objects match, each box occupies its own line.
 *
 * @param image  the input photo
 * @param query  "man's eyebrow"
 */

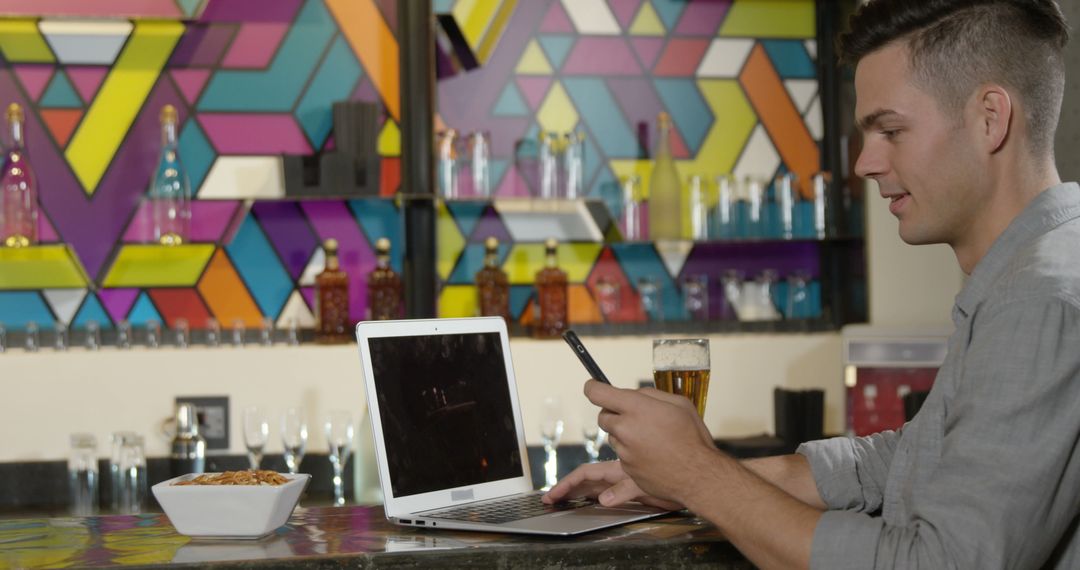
xmin=857 ymin=109 xmax=902 ymax=132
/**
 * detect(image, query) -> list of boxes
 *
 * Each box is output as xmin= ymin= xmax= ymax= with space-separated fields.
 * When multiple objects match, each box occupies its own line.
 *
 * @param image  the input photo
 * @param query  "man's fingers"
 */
xmin=542 ymin=461 xmax=626 ymax=504
xmin=597 ymin=478 xmax=641 ymax=507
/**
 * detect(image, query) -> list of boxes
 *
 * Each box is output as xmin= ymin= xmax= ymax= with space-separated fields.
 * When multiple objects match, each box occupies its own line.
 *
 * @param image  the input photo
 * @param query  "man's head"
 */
xmin=842 ymin=0 xmax=1069 ymax=158
xmin=844 ymin=0 xmax=1068 ymax=268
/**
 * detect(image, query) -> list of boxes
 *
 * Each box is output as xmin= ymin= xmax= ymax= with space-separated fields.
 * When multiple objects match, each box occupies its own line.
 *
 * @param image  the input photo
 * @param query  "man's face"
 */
xmin=854 ymin=43 xmax=985 ymax=247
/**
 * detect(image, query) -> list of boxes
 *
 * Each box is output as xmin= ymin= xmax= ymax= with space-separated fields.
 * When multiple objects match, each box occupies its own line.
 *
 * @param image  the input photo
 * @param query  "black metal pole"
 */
xmin=399 ymin=0 xmax=437 ymax=318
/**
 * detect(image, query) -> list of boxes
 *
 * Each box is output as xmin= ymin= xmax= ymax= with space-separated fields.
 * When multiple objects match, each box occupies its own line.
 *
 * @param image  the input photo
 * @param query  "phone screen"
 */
xmin=562 ymin=330 xmax=612 ymax=385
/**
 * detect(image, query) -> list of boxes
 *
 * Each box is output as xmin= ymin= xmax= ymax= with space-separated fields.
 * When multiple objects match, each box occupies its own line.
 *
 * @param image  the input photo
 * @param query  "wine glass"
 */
xmin=581 ymin=405 xmax=607 ymax=464
xmin=243 ymin=406 xmax=269 ymax=470
xmin=281 ymin=407 xmax=308 ymax=475
xmin=539 ymin=397 xmax=564 ymax=491
xmin=325 ymin=410 xmax=355 ymax=506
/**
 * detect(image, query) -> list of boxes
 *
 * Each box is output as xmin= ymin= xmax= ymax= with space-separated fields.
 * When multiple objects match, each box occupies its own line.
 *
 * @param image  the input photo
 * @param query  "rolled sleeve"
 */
xmin=798 ymin=429 xmax=899 ymax=513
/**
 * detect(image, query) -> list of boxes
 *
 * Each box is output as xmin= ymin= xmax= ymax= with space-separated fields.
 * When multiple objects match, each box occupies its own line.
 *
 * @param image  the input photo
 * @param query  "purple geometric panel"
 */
xmin=515 ymin=77 xmax=552 ymax=111
xmin=66 ymin=67 xmax=108 ymax=103
xmin=350 ymin=76 xmax=380 ymax=104
xmin=562 ymin=38 xmax=641 ymax=76
xmin=99 ymin=288 xmax=140 ymax=324
xmin=539 ymin=2 xmax=574 ymax=33
xmin=606 ymin=77 xmax=664 ymax=138
xmin=679 ymin=241 xmax=821 ymax=318
xmin=373 ymin=0 xmax=398 ymax=35
xmin=220 ymin=23 xmax=289 ymax=69
xmin=609 ymin=0 xmax=643 ymax=30
xmin=190 ymin=200 xmax=242 ymax=242
xmin=300 ymin=201 xmax=375 ymax=323
xmin=252 ymin=201 xmax=317 ymax=280
xmin=199 ymin=0 xmax=303 ymax=22
xmin=630 ymin=37 xmax=665 ymax=70
xmin=170 ymin=69 xmax=212 ymax=105
xmin=121 ymin=201 xmax=153 ymax=242
xmin=198 ymin=114 xmax=313 ymax=154
xmin=39 ymin=213 xmax=59 ymax=242
xmin=495 ymin=165 xmax=532 ymax=198
xmin=12 ymin=65 xmax=54 ymax=101
xmin=674 ymin=0 xmax=732 ymax=35
xmin=468 ymin=206 xmax=512 ymax=244
xmin=300 ymin=286 xmax=315 ymax=311
xmin=169 ymin=24 xmax=237 ymax=68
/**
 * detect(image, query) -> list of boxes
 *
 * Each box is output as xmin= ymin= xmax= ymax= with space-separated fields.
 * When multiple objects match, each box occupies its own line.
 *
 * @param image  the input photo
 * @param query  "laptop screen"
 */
xmin=368 ymin=331 xmax=524 ymax=498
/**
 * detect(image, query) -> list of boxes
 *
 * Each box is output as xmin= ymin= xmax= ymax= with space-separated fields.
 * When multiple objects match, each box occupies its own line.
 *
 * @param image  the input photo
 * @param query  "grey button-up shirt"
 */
xmin=798 ymin=182 xmax=1080 ymax=569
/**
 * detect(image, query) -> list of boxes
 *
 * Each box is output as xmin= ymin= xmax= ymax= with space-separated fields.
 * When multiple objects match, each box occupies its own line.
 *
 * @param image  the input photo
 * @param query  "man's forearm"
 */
xmin=682 ymin=451 xmax=822 ymax=570
xmin=741 ymin=454 xmax=827 ymax=510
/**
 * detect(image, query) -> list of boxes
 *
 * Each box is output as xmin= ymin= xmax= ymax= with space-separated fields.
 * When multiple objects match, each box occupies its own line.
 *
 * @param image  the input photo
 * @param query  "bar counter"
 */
xmin=0 ymin=505 xmax=752 ymax=569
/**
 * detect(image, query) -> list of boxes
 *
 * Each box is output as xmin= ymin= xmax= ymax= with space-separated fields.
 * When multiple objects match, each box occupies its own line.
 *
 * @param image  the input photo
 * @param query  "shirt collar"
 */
xmin=953 ymin=182 xmax=1080 ymax=321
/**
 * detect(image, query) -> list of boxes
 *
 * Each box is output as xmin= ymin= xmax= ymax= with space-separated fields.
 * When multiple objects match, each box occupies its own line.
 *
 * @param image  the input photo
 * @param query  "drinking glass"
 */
xmin=744 ymin=269 xmax=781 ymax=321
xmin=637 ymin=277 xmax=664 ymax=322
xmin=205 ymin=317 xmax=221 ymax=347
xmin=653 ymin=338 xmax=711 ymax=418
xmin=436 ymin=129 xmax=459 ymax=199
xmin=54 ymin=321 xmax=69 ymax=351
xmin=688 ymin=175 xmax=710 ymax=240
xmin=775 ymin=173 xmax=798 ymax=239
xmin=742 ymin=177 xmax=765 ymax=239
xmin=84 ymin=320 xmax=101 ymax=351
xmin=24 ymin=321 xmax=39 ymax=352
xmin=285 ymin=318 xmax=301 ymax=346
xmin=108 ymin=431 xmax=135 ymax=511
xmin=260 ymin=317 xmax=274 ymax=347
xmin=682 ymin=274 xmax=709 ymax=321
xmin=173 ymin=318 xmax=189 ymax=349
xmin=243 ymin=406 xmax=269 ymax=470
xmin=594 ymin=277 xmax=621 ymax=322
xmin=786 ymin=272 xmax=814 ymax=320
xmin=812 ymin=172 xmax=830 ymax=239
xmin=116 ymin=320 xmax=132 ymax=349
xmin=719 ymin=270 xmax=743 ymax=321
xmin=0 ymin=322 xmax=6 ymax=353
xmin=68 ymin=433 xmax=98 ymax=516
xmin=145 ymin=319 xmax=161 ymax=348
xmin=620 ymin=175 xmax=645 ymax=240
xmin=232 ymin=319 xmax=246 ymax=347
xmin=564 ymin=131 xmax=585 ymax=199
xmin=539 ymin=396 xmax=564 ymax=491
xmin=281 ymin=407 xmax=308 ymax=475
xmin=538 ymin=132 xmax=560 ymax=200
xmin=468 ymin=131 xmax=491 ymax=198
xmin=325 ymin=410 xmax=355 ymax=506
xmin=714 ymin=174 xmax=736 ymax=240
xmin=115 ymin=434 xmax=147 ymax=514
xmin=581 ymin=405 xmax=606 ymax=464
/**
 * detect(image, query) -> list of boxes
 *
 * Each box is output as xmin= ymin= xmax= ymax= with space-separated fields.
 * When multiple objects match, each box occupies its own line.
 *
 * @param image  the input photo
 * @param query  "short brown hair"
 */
xmin=840 ymin=0 xmax=1069 ymax=156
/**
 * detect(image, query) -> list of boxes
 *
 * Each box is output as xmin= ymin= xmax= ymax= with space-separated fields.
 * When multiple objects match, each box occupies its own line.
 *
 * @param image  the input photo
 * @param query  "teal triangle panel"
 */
xmin=446 ymin=201 xmax=488 ymax=240
xmin=762 ymin=40 xmax=816 ymax=79
xmin=225 ymin=214 xmax=294 ymax=319
xmin=73 ymin=293 xmax=113 ymax=329
xmin=0 ymin=292 xmax=55 ymax=330
xmin=127 ymin=292 xmax=162 ymax=326
xmin=180 ymin=119 xmax=216 ymax=194
xmin=609 ymin=243 xmax=682 ymax=320
xmin=295 ymin=35 xmax=363 ymax=148
xmin=40 ymin=71 xmax=82 ymax=108
xmin=448 ymin=242 xmax=512 ymax=285
xmin=509 ymin=285 xmax=534 ymax=320
xmin=653 ymin=78 xmax=711 ymax=154
xmin=492 ymin=83 xmax=529 ymax=117
xmin=652 ymin=0 xmax=687 ymax=30
xmin=538 ymin=35 xmax=575 ymax=69
xmin=348 ymin=198 xmax=403 ymax=273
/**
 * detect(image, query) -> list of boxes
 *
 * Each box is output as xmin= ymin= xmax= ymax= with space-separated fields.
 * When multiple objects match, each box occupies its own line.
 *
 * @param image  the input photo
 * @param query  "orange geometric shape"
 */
xmin=196 ymin=248 xmax=265 ymax=328
xmin=325 ymin=0 xmax=400 ymax=121
xmin=586 ymin=247 xmax=645 ymax=323
xmin=653 ymin=38 xmax=710 ymax=77
xmin=568 ymin=284 xmax=603 ymax=325
xmin=40 ymin=108 xmax=82 ymax=148
xmin=740 ymin=43 xmax=819 ymax=196
xmin=380 ymin=156 xmax=400 ymax=197
xmin=148 ymin=288 xmax=212 ymax=329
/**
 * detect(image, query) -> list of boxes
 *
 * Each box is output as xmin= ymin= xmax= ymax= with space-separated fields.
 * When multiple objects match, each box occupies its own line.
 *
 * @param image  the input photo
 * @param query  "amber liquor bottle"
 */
xmin=475 ymin=236 xmax=510 ymax=324
xmin=315 ymin=238 xmax=350 ymax=344
xmin=368 ymin=237 xmax=403 ymax=320
xmin=534 ymin=238 xmax=568 ymax=339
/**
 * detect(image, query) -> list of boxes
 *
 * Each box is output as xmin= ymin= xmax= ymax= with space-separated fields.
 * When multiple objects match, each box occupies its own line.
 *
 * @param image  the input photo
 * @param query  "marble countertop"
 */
xmin=0 ymin=504 xmax=752 ymax=569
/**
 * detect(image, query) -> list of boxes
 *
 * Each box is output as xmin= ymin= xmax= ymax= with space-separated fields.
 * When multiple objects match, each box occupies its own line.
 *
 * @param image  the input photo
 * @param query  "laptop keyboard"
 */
xmin=422 ymin=492 xmax=595 ymax=525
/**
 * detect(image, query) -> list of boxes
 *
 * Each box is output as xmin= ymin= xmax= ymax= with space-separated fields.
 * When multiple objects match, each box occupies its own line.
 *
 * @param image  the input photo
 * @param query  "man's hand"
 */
xmin=541 ymin=460 xmax=683 ymax=510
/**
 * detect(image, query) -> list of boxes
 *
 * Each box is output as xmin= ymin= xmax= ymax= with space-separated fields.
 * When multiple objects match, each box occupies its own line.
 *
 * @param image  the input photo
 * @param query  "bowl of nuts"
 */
xmin=152 ymin=470 xmax=310 ymax=538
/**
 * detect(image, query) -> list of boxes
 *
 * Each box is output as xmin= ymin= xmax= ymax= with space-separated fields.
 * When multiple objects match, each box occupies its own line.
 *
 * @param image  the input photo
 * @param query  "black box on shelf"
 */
xmin=283 ymin=101 xmax=381 ymax=197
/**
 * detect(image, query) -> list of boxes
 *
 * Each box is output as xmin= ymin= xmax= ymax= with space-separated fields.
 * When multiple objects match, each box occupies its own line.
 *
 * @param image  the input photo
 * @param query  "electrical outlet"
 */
xmin=175 ymin=395 xmax=229 ymax=451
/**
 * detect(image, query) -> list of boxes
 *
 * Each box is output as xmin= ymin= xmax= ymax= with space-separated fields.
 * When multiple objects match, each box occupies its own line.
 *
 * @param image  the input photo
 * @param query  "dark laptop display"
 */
xmin=368 ymin=332 xmax=523 ymax=498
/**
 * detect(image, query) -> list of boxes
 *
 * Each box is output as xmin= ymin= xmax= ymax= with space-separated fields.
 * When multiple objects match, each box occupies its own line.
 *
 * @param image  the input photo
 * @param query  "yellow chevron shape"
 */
xmin=102 ymin=244 xmax=216 ymax=287
xmin=377 ymin=120 xmax=400 ymax=156
xmin=436 ymin=201 xmax=466 ymax=280
xmin=438 ymin=285 xmax=479 ymax=318
xmin=538 ymin=81 xmax=578 ymax=134
xmin=65 ymin=21 xmax=183 ymax=195
xmin=476 ymin=0 xmax=517 ymax=65
xmin=720 ymin=0 xmax=815 ymax=39
xmin=452 ymin=0 xmax=500 ymax=53
xmin=0 ymin=20 xmax=54 ymax=63
xmin=0 ymin=245 xmax=89 ymax=289
xmin=629 ymin=3 xmax=665 ymax=36
xmin=504 ymin=242 xmax=603 ymax=285
xmin=515 ymin=39 xmax=552 ymax=75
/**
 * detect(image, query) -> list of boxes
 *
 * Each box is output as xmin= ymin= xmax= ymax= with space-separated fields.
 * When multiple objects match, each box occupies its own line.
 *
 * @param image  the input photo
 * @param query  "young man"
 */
xmin=543 ymin=1 xmax=1080 ymax=568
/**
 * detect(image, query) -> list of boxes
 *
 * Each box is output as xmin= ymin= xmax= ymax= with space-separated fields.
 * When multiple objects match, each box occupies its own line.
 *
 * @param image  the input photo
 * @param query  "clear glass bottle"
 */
xmin=368 ymin=237 xmax=403 ymax=320
xmin=1 ymin=103 xmax=38 ymax=248
xmin=170 ymin=403 xmax=206 ymax=476
xmin=534 ymin=238 xmax=568 ymax=339
xmin=475 ymin=236 xmax=510 ymax=325
xmin=687 ymin=175 xmax=709 ymax=240
xmin=648 ymin=112 xmax=681 ymax=240
xmin=149 ymin=105 xmax=191 ymax=246
xmin=315 ymin=238 xmax=350 ymax=344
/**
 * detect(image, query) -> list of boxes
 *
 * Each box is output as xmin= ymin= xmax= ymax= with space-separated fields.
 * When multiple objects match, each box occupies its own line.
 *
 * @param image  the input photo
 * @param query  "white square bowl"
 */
xmin=152 ymin=473 xmax=310 ymax=539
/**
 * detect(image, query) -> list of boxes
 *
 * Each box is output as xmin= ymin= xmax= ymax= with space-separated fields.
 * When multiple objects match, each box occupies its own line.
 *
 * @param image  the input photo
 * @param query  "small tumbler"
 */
xmin=69 ymin=433 xmax=99 ymax=516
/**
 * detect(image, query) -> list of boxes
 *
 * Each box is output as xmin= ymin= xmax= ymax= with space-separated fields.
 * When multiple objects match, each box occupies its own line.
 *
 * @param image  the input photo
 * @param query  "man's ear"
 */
xmin=977 ymin=84 xmax=1012 ymax=154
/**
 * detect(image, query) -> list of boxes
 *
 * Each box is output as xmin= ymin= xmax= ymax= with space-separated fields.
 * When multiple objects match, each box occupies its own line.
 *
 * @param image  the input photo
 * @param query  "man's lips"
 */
xmin=884 ymin=192 xmax=910 ymax=215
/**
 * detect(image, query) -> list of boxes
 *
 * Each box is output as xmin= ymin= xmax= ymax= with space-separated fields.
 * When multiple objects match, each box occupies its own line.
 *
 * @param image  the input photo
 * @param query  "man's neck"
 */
xmin=951 ymin=156 xmax=1061 ymax=274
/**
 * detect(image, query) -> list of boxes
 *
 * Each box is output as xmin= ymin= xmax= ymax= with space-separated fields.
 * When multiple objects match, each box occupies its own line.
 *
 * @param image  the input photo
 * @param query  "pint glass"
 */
xmin=652 ymin=338 xmax=711 ymax=417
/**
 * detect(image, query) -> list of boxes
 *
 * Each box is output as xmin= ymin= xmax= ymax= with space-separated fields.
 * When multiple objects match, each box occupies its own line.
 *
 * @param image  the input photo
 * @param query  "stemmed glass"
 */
xmin=281 ymin=407 xmax=308 ymax=475
xmin=243 ymin=406 xmax=269 ymax=470
xmin=325 ymin=410 xmax=355 ymax=506
xmin=581 ymin=405 xmax=607 ymax=464
xmin=539 ymin=397 xmax=564 ymax=491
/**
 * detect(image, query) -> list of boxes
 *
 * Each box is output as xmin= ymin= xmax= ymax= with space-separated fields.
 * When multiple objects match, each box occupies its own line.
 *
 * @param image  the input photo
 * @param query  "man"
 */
xmin=543 ymin=0 xmax=1080 ymax=568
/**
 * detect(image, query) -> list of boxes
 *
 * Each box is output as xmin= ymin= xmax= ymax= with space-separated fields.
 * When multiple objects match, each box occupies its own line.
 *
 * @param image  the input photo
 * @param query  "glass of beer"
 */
xmin=652 ymin=338 xmax=711 ymax=417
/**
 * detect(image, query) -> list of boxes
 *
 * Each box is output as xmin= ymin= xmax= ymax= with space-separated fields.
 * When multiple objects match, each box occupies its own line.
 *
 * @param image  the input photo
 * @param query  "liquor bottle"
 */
xmin=315 ymin=238 xmax=350 ymax=344
xmin=648 ymin=112 xmax=682 ymax=240
xmin=534 ymin=238 xmax=568 ymax=339
xmin=170 ymin=403 xmax=206 ymax=476
xmin=475 ymin=236 xmax=510 ymax=324
xmin=149 ymin=105 xmax=191 ymax=246
xmin=1 ymin=103 xmax=38 ymax=248
xmin=368 ymin=237 xmax=403 ymax=320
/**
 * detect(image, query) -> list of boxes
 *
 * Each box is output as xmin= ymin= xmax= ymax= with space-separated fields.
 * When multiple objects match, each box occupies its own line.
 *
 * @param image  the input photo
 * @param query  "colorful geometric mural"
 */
xmin=0 ymin=0 xmax=827 ymax=332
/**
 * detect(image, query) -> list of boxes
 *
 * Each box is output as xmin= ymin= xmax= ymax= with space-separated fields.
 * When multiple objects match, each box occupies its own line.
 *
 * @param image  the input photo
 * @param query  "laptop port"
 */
xmin=416 ymin=520 xmax=426 ymax=526
xmin=400 ymin=519 xmax=412 ymax=525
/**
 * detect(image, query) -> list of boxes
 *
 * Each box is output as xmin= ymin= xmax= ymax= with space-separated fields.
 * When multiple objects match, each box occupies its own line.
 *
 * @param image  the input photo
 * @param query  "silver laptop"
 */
xmin=355 ymin=317 xmax=668 ymax=536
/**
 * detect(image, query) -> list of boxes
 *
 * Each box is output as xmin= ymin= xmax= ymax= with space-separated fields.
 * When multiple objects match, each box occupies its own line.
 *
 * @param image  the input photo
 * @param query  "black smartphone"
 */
xmin=562 ymin=330 xmax=612 ymax=385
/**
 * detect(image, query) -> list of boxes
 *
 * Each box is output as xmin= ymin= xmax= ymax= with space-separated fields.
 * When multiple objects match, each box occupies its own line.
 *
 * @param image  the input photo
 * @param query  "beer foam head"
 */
xmin=652 ymin=338 xmax=709 ymax=370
